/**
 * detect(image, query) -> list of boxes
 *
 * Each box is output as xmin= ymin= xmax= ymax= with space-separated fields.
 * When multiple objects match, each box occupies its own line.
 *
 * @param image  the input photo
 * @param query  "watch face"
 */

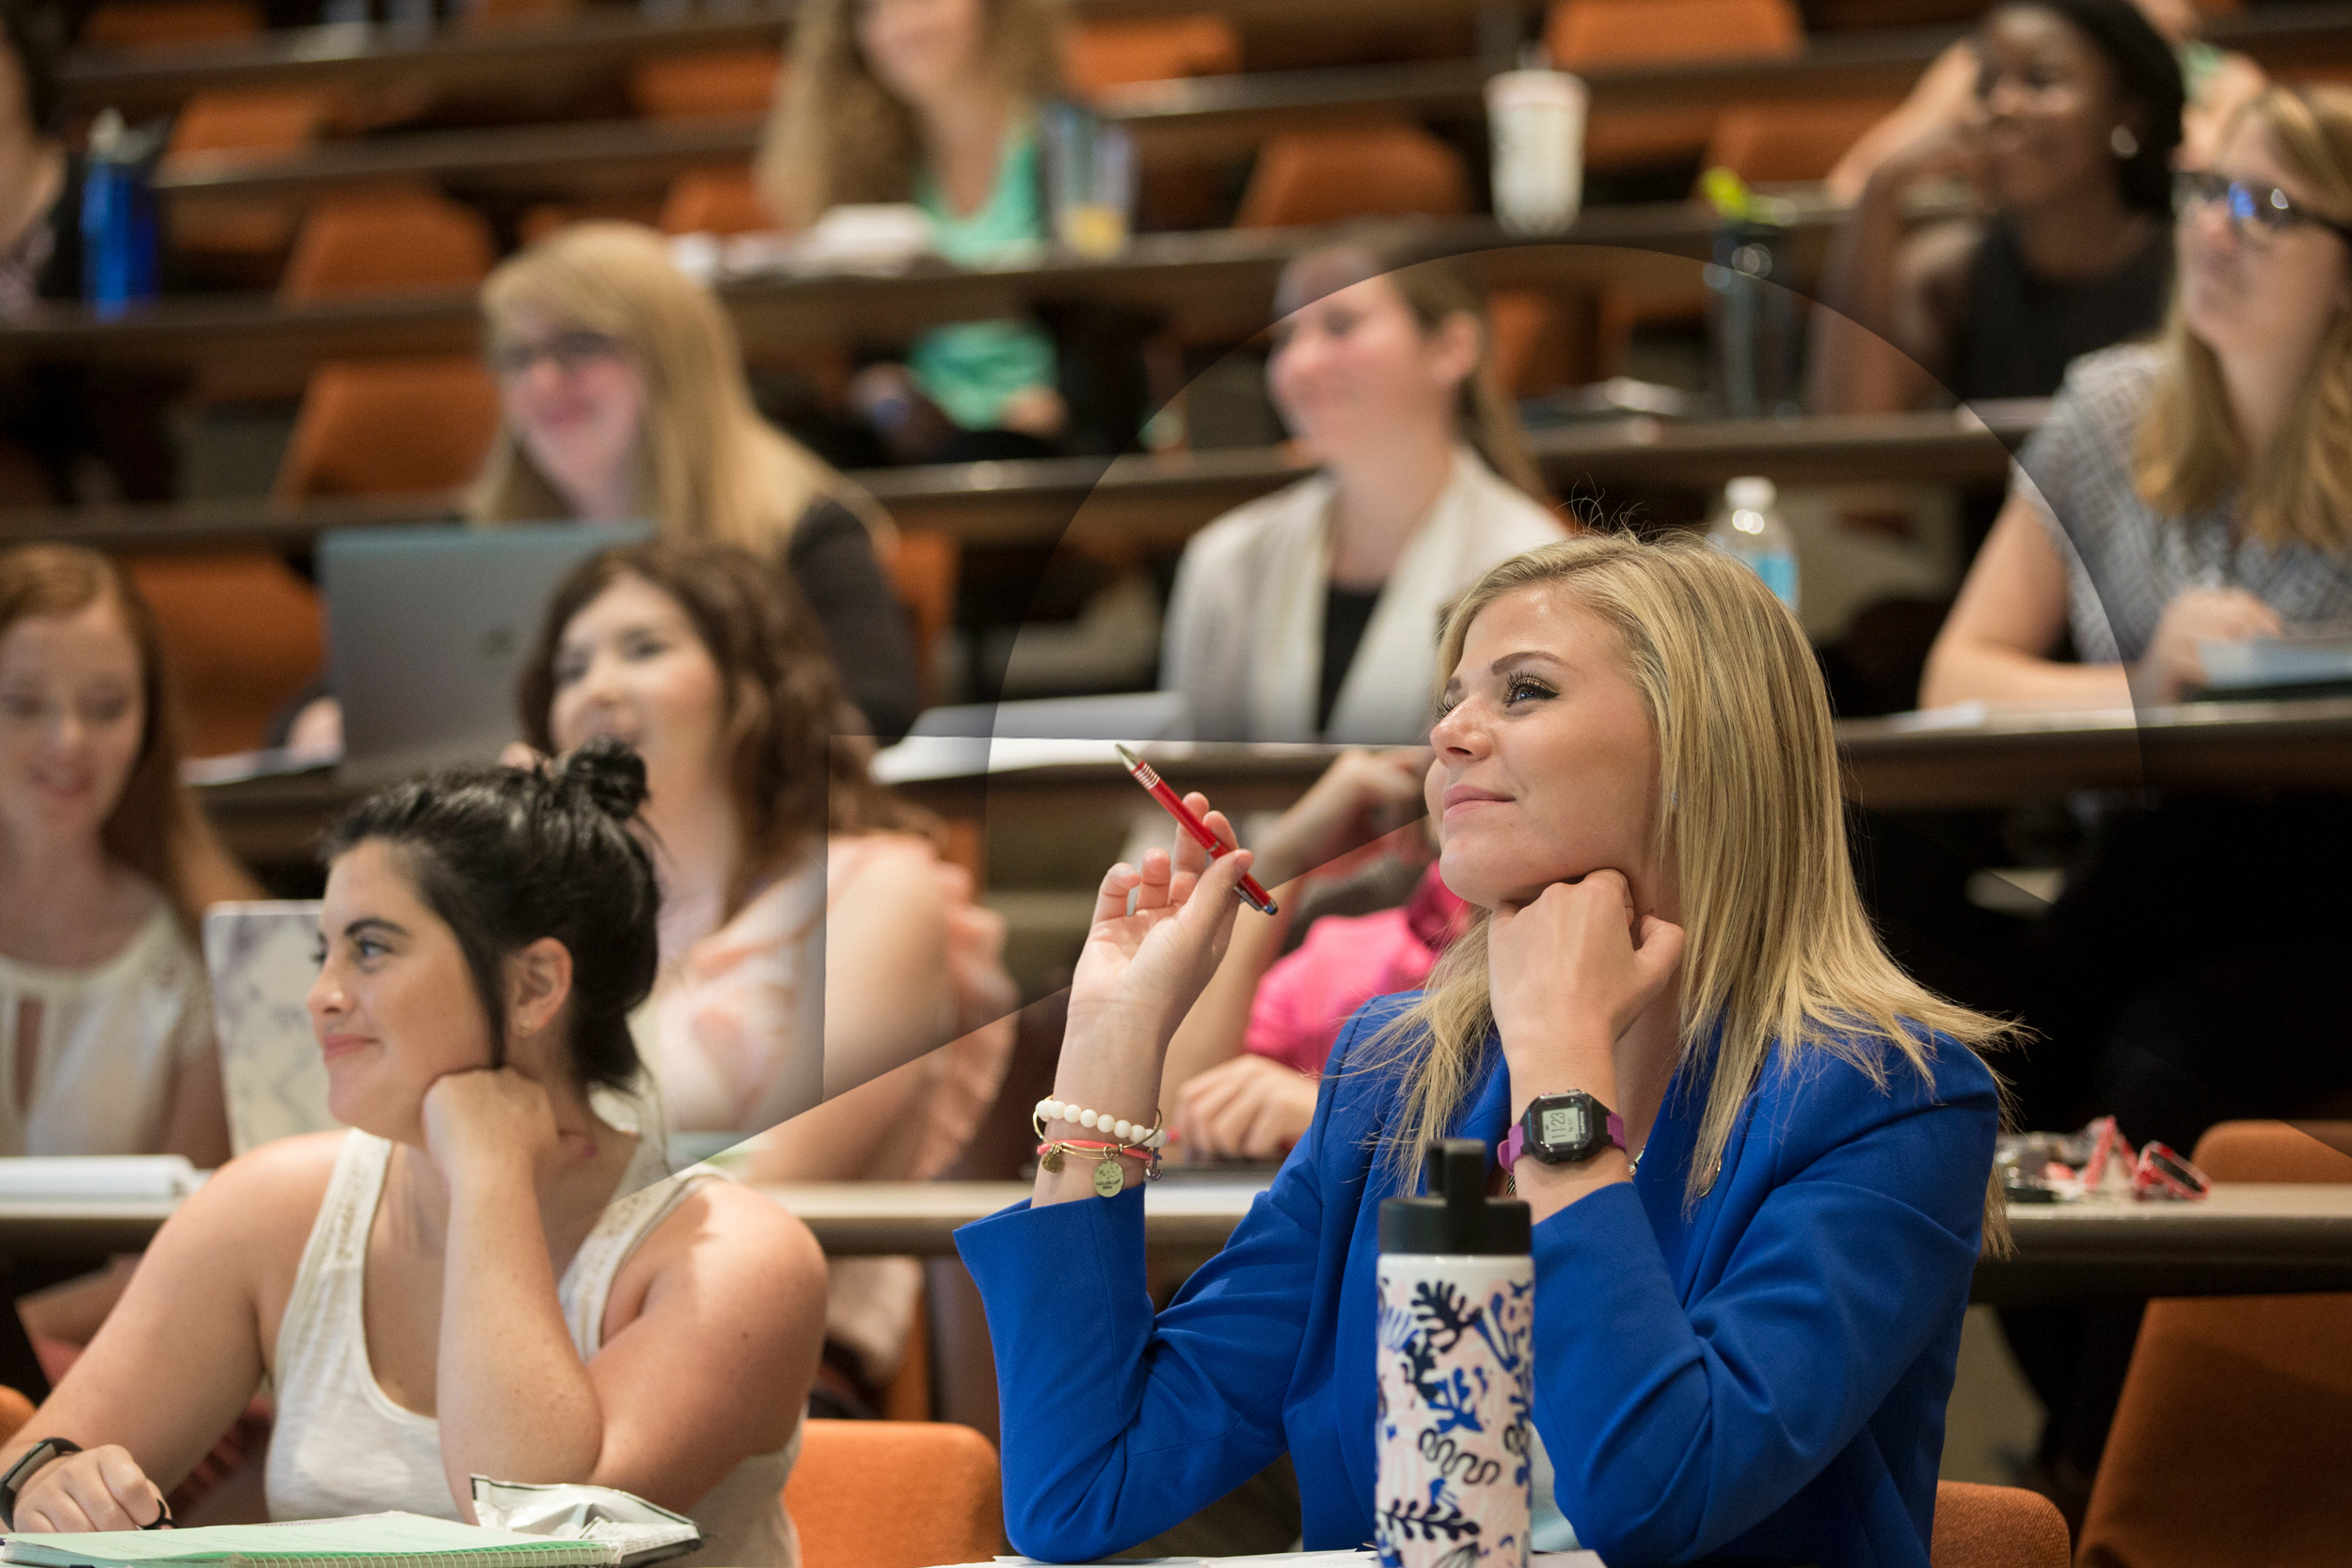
xmin=1538 ymin=1104 xmax=1589 ymax=1147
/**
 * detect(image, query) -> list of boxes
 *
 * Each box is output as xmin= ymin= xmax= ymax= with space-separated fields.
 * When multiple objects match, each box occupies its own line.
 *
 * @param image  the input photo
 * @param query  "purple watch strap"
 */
xmin=1500 ymin=1109 xmax=1627 ymax=1168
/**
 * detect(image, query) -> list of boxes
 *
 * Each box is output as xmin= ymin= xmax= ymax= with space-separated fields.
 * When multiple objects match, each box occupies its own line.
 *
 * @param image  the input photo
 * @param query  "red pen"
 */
xmin=1114 ymin=744 xmax=1279 ymax=915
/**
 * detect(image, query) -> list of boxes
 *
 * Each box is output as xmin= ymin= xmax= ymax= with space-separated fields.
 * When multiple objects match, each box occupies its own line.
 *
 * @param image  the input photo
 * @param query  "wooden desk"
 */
xmin=1 ymin=404 xmax=2036 ymax=557
xmin=0 ymin=209 xmax=1841 ymax=374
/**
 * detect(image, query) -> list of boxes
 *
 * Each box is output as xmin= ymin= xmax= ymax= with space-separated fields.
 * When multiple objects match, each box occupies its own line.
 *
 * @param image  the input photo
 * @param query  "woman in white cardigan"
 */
xmin=1163 ymin=244 xmax=1570 ymax=744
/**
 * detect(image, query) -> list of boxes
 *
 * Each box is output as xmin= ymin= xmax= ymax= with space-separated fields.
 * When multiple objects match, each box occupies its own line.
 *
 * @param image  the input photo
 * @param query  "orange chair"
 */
xmin=275 ymin=357 xmax=502 ymax=501
xmin=628 ymin=49 xmax=785 ymax=121
xmin=122 ymin=556 xmax=325 ymax=757
xmin=1486 ymin=289 xmax=1586 ymax=399
xmin=460 ymin=0 xmax=578 ymax=29
xmin=1701 ymin=97 xmax=1904 ymax=185
xmin=1064 ymin=15 xmax=1242 ymax=97
xmin=2074 ymin=1121 xmax=2352 ymax=1568
xmin=782 ymin=1419 xmax=1003 ymax=1568
xmin=658 ymin=168 xmax=776 ymax=236
xmin=81 ymin=0 xmax=259 ymax=48
xmin=278 ymin=192 xmax=496 ymax=302
xmin=1233 ymin=120 xmax=1470 ymax=230
xmin=1545 ymin=0 xmax=1803 ymax=170
xmin=884 ymin=529 xmax=959 ymax=709
xmin=1931 ymin=1481 xmax=2070 ymax=1568
xmin=164 ymin=89 xmax=341 ymax=270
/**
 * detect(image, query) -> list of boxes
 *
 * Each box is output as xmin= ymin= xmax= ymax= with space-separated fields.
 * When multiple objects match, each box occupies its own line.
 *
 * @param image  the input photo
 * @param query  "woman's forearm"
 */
xmin=1806 ymin=181 xmax=1916 ymax=417
xmin=1156 ymin=901 xmax=1291 ymax=1113
xmin=1919 ymin=635 xmax=2133 ymax=708
xmin=435 ymin=1159 xmax=605 ymax=1513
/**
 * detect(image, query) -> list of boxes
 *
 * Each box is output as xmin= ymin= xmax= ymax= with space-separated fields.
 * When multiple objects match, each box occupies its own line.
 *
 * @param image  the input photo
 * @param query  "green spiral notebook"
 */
xmin=0 ymin=1511 xmax=690 ymax=1568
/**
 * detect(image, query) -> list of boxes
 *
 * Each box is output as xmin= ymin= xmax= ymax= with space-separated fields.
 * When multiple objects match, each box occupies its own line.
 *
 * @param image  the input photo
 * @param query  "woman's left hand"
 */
xmin=1487 ymin=870 xmax=1685 ymax=1085
xmin=421 ymin=1069 xmax=564 ymax=1189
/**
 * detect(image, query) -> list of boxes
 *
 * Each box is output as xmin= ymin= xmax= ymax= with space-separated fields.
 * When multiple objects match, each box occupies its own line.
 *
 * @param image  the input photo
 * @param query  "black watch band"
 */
xmin=1 ymin=1437 xmax=81 ymax=1531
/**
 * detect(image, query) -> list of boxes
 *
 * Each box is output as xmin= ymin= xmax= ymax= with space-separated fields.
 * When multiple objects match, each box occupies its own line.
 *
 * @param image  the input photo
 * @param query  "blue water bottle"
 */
xmin=80 ymin=109 xmax=159 ymax=319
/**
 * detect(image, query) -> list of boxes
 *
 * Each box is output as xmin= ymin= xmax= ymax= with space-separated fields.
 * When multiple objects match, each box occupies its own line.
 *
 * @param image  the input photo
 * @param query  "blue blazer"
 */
xmin=956 ymin=995 xmax=1999 ymax=1567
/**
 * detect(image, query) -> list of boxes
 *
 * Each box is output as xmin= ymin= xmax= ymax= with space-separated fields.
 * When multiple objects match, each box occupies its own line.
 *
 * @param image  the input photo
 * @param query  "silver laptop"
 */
xmin=322 ymin=522 xmax=648 ymax=784
xmin=203 ymin=901 xmax=337 ymax=1155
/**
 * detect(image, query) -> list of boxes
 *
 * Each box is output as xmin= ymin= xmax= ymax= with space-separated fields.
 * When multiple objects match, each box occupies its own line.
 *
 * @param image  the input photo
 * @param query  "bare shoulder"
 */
xmin=167 ymin=1132 xmax=343 ymax=1249
xmin=608 ymin=1179 xmax=826 ymax=1340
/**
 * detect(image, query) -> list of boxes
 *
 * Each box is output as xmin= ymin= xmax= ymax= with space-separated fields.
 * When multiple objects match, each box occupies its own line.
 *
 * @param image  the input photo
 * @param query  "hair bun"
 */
xmin=561 ymin=737 xmax=650 ymax=822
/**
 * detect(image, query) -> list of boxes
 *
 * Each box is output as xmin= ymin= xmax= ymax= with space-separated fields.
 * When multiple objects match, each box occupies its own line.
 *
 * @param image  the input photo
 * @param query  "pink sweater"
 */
xmin=1242 ymin=863 xmax=1470 ymax=1077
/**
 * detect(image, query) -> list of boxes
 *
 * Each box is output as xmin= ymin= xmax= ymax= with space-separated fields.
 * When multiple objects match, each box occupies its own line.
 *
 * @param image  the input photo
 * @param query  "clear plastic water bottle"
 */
xmin=80 ymin=109 xmax=159 ymax=320
xmin=1707 ymin=475 xmax=1799 ymax=613
xmin=1375 ymin=1139 xmax=1534 ymax=1568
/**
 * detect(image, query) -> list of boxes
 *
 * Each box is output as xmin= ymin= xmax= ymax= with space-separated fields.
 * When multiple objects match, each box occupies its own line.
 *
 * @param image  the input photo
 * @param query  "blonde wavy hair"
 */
xmin=757 ymin=0 xmax=1069 ymax=228
xmin=2136 ymin=85 xmax=2352 ymax=550
xmin=1372 ymin=533 xmax=2013 ymax=1249
xmin=471 ymin=223 xmax=892 ymax=549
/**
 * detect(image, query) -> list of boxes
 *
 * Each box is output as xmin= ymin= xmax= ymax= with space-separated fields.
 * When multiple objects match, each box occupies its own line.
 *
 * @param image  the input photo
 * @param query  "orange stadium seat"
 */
xmin=122 ymin=556 xmax=325 ymax=757
xmin=1233 ymin=120 xmax=1470 ymax=230
xmin=1545 ymin=0 xmax=1803 ymax=170
xmin=1701 ymin=97 xmax=1901 ymax=185
xmin=81 ymin=0 xmax=259 ymax=48
xmin=460 ymin=0 xmax=578 ymax=29
xmin=659 ymin=167 xmax=775 ymax=235
xmin=1929 ymin=1481 xmax=2070 ymax=1568
xmin=1486 ymin=289 xmax=1585 ymax=398
xmin=884 ymin=530 xmax=960 ymax=709
xmin=278 ymin=192 xmax=496 ymax=301
xmin=164 ymin=89 xmax=340 ymax=271
xmin=1064 ymin=15 xmax=1242 ymax=97
xmin=628 ymin=49 xmax=785 ymax=120
xmin=274 ymin=357 xmax=502 ymax=501
xmin=2075 ymin=1122 xmax=2352 ymax=1568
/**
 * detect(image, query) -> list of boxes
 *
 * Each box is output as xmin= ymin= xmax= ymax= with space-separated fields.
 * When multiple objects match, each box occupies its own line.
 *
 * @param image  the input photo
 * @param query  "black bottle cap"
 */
xmin=1378 ymin=1137 xmax=1532 ymax=1256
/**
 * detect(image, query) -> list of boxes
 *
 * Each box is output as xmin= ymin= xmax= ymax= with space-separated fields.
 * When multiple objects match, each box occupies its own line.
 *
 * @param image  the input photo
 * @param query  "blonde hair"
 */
xmin=1372 ymin=533 xmax=2013 ymax=1249
xmin=471 ymin=223 xmax=893 ymax=550
xmin=1278 ymin=242 xmax=1553 ymax=508
xmin=2136 ymin=85 xmax=2352 ymax=550
xmin=757 ymin=0 xmax=1068 ymax=228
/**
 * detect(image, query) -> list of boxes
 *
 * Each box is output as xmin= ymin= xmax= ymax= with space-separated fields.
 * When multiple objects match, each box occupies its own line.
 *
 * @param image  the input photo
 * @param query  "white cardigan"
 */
xmin=1161 ymin=448 xmax=1568 ymax=743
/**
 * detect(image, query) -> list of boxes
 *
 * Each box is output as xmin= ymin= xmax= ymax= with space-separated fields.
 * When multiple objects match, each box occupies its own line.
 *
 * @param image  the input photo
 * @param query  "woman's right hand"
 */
xmin=2132 ymin=588 xmax=2282 ymax=704
xmin=11 ymin=1445 xmax=167 ymax=1531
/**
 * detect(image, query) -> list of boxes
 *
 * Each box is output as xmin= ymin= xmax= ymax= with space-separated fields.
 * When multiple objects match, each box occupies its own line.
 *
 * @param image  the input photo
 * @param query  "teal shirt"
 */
xmin=911 ymin=120 xmax=1058 ymax=432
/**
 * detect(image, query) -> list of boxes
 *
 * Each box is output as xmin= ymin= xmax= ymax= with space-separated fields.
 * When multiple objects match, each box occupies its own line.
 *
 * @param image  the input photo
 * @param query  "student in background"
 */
xmin=1161 ymin=244 xmax=1569 ymax=744
xmin=285 ymin=224 xmax=920 ymax=752
xmin=1922 ymin=86 xmax=2352 ymax=1521
xmin=516 ymin=540 xmax=1016 ymax=1418
xmin=961 ymin=533 xmax=2007 ymax=1568
xmin=759 ymin=0 xmax=1070 ymax=465
xmin=1811 ymin=0 xmax=2185 ymax=414
xmin=0 ymin=545 xmax=246 ymax=1169
xmin=1156 ymin=748 xmax=1465 ymax=1163
xmin=0 ymin=744 xmax=822 ymax=1567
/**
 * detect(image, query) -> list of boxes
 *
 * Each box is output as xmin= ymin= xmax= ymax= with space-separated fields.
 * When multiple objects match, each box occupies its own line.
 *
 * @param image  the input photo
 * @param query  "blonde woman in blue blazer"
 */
xmin=957 ymin=532 xmax=2010 ymax=1567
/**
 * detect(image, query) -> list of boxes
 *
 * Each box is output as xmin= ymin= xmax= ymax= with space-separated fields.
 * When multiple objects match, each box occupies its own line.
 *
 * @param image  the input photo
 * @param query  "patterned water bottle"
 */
xmin=1376 ymin=1138 xmax=1534 ymax=1568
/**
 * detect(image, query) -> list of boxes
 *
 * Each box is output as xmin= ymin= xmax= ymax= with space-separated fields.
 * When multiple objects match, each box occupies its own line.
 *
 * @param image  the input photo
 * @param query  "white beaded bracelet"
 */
xmin=1036 ymin=1097 xmax=1167 ymax=1149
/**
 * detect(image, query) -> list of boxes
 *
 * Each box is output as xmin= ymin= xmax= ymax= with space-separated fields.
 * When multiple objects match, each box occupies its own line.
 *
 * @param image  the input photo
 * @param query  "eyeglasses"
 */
xmin=2173 ymin=169 xmax=2352 ymax=248
xmin=486 ymin=328 xmax=624 ymax=379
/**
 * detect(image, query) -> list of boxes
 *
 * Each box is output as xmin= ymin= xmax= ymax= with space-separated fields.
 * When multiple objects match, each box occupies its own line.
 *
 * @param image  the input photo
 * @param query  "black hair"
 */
xmin=1 ymin=0 xmax=68 ymax=139
xmin=322 ymin=738 xmax=660 ymax=1094
xmin=1999 ymin=0 xmax=2185 ymax=214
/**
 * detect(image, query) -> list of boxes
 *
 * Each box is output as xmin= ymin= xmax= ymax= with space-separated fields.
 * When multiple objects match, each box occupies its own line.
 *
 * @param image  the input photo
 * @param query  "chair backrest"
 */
xmin=659 ymin=167 xmax=777 ymax=236
xmin=1699 ymin=98 xmax=1900 ymax=185
xmin=1929 ymin=1481 xmax=2069 ymax=1568
xmin=83 ymin=0 xmax=259 ymax=48
xmin=1065 ymin=15 xmax=1242 ymax=96
xmin=884 ymin=529 xmax=959 ymax=709
xmin=629 ymin=49 xmax=785 ymax=120
xmin=1233 ymin=120 xmax=1470 ymax=230
xmin=1486 ymin=289 xmax=1584 ymax=398
xmin=275 ymin=357 xmax=502 ymax=500
xmin=166 ymin=89 xmax=336 ymax=156
xmin=782 ymin=1418 xmax=1003 ymax=1568
xmin=279 ymin=193 xmax=497 ymax=302
xmin=121 ymin=555 xmax=324 ymax=757
xmin=460 ymin=0 xmax=578 ymax=29
xmin=2075 ymin=1121 xmax=2352 ymax=1568
xmin=1545 ymin=0 xmax=1801 ymax=68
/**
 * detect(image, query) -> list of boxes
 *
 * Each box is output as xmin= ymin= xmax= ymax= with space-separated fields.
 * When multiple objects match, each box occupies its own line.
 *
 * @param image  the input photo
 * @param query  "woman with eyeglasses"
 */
xmin=283 ymin=224 xmax=921 ymax=753
xmin=1810 ymin=0 xmax=2185 ymax=415
xmin=1920 ymin=84 xmax=2352 ymax=1526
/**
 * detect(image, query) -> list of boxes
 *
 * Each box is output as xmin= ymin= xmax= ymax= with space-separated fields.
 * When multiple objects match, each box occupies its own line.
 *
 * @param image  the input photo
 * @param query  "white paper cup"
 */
xmin=1486 ymin=70 xmax=1586 ymax=236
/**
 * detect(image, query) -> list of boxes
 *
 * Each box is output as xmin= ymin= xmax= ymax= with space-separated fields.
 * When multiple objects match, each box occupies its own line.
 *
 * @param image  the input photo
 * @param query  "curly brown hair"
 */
xmin=756 ymin=0 xmax=1070 ymax=227
xmin=516 ymin=541 xmax=936 ymax=917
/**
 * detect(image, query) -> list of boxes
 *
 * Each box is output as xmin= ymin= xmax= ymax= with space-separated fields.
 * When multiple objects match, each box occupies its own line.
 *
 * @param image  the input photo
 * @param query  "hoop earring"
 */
xmin=2110 ymin=125 xmax=2139 ymax=159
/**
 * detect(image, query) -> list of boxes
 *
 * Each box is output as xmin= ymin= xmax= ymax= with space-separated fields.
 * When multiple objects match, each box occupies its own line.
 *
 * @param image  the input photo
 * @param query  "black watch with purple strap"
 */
xmin=1500 ymin=1089 xmax=1626 ymax=1167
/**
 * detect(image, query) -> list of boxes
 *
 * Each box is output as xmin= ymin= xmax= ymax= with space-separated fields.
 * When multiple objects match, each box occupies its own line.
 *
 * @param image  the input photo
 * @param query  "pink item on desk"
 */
xmin=1245 ymin=864 xmax=1471 ymax=1076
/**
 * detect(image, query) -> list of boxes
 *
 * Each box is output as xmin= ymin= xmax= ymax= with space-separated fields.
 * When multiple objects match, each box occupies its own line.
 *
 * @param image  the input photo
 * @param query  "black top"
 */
xmin=1318 ymin=583 xmax=1383 ymax=736
xmin=1949 ymin=214 xmax=2173 ymax=404
xmin=786 ymin=497 xmax=923 ymax=746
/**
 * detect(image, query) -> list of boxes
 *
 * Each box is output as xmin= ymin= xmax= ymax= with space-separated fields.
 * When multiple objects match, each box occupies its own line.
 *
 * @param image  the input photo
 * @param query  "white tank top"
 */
xmin=267 ymin=1132 xmax=801 ymax=1568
